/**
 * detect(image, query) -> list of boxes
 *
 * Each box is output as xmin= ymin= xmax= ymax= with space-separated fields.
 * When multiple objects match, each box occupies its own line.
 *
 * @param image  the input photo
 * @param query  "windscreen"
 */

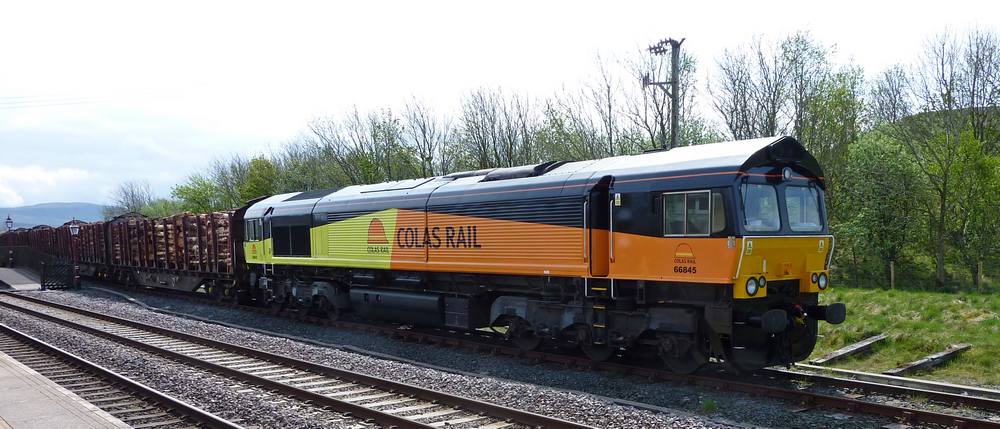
xmin=741 ymin=184 xmax=780 ymax=232
xmin=785 ymin=186 xmax=823 ymax=232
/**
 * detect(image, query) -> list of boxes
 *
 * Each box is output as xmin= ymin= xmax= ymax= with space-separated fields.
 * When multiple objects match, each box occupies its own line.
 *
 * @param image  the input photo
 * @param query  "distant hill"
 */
xmin=0 ymin=202 xmax=104 ymax=229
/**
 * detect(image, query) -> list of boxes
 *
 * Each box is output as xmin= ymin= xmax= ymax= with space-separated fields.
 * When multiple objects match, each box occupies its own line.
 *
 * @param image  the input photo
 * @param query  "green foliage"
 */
xmin=171 ymin=174 xmax=224 ymax=213
xmin=837 ymin=133 xmax=925 ymax=286
xmin=699 ymin=398 xmax=718 ymax=414
xmin=238 ymin=157 xmax=278 ymax=203
xmin=139 ymin=198 xmax=183 ymax=218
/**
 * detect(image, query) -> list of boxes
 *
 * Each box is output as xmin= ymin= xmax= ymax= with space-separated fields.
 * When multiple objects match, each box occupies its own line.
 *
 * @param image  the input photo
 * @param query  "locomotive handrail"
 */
xmin=582 ymin=200 xmax=588 ymax=263
xmin=608 ymin=195 xmax=614 ymax=262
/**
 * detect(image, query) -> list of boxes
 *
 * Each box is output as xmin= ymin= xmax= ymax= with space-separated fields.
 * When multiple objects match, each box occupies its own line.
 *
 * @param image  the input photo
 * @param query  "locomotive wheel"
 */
xmin=658 ymin=334 xmax=707 ymax=374
xmin=572 ymin=325 xmax=616 ymax=362
xmin=504 ymin=317 xmax=541 ymax=351
xmin=581 ymin=343 xmax=616 ymax=362
xmin=788 ymin=318 xmax=818 ymax=362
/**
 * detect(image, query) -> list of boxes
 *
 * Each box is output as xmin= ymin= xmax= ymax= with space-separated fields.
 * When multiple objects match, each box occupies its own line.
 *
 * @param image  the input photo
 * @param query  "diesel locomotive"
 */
xmin=4 ymin=136 xmax=845 ymax=373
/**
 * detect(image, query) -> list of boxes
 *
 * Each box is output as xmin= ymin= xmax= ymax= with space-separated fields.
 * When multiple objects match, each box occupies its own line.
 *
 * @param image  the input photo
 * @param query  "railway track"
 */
xmin=0 ymin=292 xmax=593 ymax=429
xmin=0 ymin=322 xmax=238 ymax=429
xmin=77 ymin=284 xmax=1000 ymax=429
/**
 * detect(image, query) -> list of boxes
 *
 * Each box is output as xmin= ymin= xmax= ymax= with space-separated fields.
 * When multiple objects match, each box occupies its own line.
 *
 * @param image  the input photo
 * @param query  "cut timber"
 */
xmin=883 ymin=343 xmax=972 ymax=376
xmin=810 ymin=334 xmax=888 ymax=365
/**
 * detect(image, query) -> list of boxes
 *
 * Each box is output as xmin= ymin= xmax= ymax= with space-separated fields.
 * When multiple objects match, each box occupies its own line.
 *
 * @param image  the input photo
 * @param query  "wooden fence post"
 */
xmin=889 ymin=260 xmax=895 ymax=290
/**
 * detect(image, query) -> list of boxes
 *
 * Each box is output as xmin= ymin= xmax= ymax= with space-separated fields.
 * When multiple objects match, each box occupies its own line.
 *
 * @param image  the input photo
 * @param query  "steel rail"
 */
xmin=0 ymin=321 xmax=241 ymax=429
xmin=90 ymin=285 xmax=1000 ymax=427
xmin=0 ymin=292 xmax=593 ymax=429
xmin=791 ymin=363 xmax=1000 ymax=401
xmin=764 ymin=366 xmax=1000 ymax=411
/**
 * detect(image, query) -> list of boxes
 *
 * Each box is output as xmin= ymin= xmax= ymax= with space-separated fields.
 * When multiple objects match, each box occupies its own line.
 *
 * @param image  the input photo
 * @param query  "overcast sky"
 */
xmin=0 ymin=0 xmax=996 ymax=207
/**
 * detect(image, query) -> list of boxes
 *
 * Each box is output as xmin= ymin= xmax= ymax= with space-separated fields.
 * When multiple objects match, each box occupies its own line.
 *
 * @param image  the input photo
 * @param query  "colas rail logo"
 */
xmin=367 ymin=219 xmax=391 ymax=254
xmin=397 ymin=225 xmax=483 ymax=249
xmin=673 ymin=243 xmax=697 ymax=274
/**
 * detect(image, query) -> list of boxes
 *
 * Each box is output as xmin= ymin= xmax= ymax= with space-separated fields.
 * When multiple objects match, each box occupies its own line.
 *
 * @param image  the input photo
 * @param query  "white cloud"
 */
xmin=0 ymin=185 xmax=23 ymax=206
xmin=0 ymin=165 xmax=91 ymax=207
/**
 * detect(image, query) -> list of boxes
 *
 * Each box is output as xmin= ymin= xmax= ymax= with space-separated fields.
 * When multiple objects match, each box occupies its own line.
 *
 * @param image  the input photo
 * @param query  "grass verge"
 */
xmin=815 ymin=287 xmax=1000 ymax=386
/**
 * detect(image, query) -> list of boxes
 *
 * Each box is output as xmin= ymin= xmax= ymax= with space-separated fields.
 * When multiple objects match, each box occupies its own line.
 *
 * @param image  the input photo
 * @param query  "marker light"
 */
xmin=758 ymin=276 xmax=767 ymax=289
xmin=811 ymin=273 xmax=819 ymax=284
xmin=746 ymin=277 xmax=759 ymax=296
xmin=782 ymin=167 xmax=793 ymax=181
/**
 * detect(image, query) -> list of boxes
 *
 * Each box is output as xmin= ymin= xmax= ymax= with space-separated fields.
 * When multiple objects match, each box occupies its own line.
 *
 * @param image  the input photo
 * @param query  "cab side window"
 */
xmin=664 ymin=191 xmax=724 ymax=236
xmin=712 ymin=192 xmax=726 ymax=234
xmin=245 ymin=219 xmax=263 ymax=241
xmin=245 ymin=220 xmax=255 ymax=241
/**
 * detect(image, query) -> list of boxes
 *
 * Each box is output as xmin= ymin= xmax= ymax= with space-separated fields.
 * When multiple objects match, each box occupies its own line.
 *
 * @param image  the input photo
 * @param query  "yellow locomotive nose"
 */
xmin=733 ymin=236 xmax=832 ymax=299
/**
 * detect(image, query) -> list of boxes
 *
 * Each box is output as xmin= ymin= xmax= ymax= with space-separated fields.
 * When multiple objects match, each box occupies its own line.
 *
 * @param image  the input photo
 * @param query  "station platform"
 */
xmin=0 ymin=350 xmax=129 ymax=428
xmin=0 ymin=268 xmax=40 ymax=291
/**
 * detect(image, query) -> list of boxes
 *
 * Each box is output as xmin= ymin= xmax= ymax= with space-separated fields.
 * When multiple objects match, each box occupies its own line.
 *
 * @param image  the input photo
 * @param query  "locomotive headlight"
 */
xmin=745 ymin=277 xmax=759 ymax=296
xmin=811 ymin=273 xmax=819 ymax=284
xmin=817 ymin=272 xmax=829 ymax=290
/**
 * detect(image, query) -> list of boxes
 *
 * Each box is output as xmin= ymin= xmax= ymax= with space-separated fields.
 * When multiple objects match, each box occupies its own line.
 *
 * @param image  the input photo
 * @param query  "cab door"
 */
xmin=587 ymin=176 xmax=613 ymax=277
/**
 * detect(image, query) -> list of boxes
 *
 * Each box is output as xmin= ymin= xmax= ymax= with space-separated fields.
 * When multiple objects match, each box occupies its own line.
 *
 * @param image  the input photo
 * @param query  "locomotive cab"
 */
xmin=724 ymin=164 xmax=845 ymax=370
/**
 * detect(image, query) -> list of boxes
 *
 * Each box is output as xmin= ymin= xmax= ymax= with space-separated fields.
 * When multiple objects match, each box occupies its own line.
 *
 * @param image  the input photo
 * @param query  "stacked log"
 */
xmin=128 ymin=216 xmax=140 ymax=266
xmin=111 ymin=223 xmax=122 ymax=265
xmin=145 ymin=219 xmax=155 ymax=267
xmin=166 ymin=216 xmax=176 ymax=268
xmin=214 ymin=212 xmax=232 ymax=272
xmin=184 ymin=214 xmax=200 ymax=268
xmin=41 ymin=210 xmax=236 ymax=274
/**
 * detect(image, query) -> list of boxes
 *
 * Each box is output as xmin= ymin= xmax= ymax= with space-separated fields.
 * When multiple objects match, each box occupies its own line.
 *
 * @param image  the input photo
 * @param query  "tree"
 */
xmin=110 ymin=180 xmax=153 ymax=213
xmin=403 ymin=98 xmax=451 ymax=177
xmin=839 ymin=134 xmax=924 ymax=287
xmin=868 ymin=65 xmax=912 ymax=128
xmin=140 ymin=198 xmax=183 ymax=218
xmin=783 ymin=32 xmax=833 ymax=138
xmin=862 ymin=31 xmax=1000 ymax=288
xmin=960 ymin=29 xmax=1000 ymax=147
xmin=798 ymin=66 xmax=866 ymax=224
xmin=238 ymin=157 xmax=278 ymax=203
xmin=208 ymin=155 xmax=250 ymax=209
xmin=457 ymin=88 xmax=538 ymax=169
xmin=946 ymin=132 xmax=1000 ymax=290
xmin=103 ymin=180 xmax=154 ymax=218
xmin=709 ymin=37 xmax=790 ymax=140
xmin=171 ymin=174 xmax=224 ymax=213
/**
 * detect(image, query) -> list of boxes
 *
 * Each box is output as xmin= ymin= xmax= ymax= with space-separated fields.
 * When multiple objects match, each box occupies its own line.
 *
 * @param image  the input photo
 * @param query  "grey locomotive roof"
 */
xmin=549 ymin=136 xmax=780 ymax=177
xmin=247 ymin=136 xmax=805 ymax=217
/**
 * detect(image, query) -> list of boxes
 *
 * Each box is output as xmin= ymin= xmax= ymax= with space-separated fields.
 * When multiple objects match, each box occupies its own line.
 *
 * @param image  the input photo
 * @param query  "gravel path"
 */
xmin=25 ymin=286 xmax=903 ymax=428
xmin=0 ymin=303 xmax=368 ymax=429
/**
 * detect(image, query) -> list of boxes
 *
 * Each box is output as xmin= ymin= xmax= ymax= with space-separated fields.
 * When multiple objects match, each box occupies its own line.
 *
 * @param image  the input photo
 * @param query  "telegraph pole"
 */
xmin=643 ymin=37 xmax=685 ymax=150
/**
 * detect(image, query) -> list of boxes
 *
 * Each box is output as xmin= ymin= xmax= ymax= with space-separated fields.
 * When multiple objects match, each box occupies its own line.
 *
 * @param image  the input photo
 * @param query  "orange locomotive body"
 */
xmin=241 ymin=136 xmax=845 ymax=371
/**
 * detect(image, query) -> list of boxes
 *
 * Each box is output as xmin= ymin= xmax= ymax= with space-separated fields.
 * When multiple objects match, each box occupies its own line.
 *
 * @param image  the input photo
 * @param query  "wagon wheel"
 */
xmin=206 ymin=281 xmax=223 ymax=301
xmin=659 ymin=334 xmax=707 ymax=374
xmin=504 ymin=317 xmax=541 ymax=352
